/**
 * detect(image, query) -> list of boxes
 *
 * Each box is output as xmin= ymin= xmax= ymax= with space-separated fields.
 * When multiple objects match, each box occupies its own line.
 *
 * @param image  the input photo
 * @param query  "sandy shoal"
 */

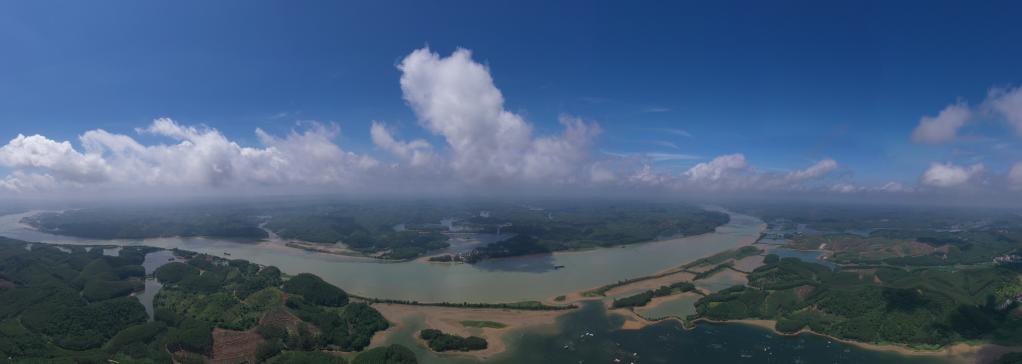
xmin=370 ymin=303 xmax=567 ymax=359
xmin=603 ymin=271 xmax=697 ymax=298
xmin=720 ymin=319 xmax=1022 ymax=363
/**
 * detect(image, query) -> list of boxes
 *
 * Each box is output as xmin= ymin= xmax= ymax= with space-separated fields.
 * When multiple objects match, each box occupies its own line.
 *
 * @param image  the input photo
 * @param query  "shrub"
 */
xmin=352 ymin=344 xmax=418 ymax=364
xmin=282 ymin=273 xmax=348 ymax=307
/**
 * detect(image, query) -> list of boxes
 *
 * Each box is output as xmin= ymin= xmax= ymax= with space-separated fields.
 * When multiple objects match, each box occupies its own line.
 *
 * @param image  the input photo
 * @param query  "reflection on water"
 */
xmin=0 ymin=210 xmax=766 ymax=303
xmin=439 ymin=233 xmax=511 ymax=256
xmin=770 ymin=247 xmax=837 ymax=270
xmin=471 ymin=253 xmax=558 ymax=273
xmin=136 ymin=249 xmax=176 ymax=320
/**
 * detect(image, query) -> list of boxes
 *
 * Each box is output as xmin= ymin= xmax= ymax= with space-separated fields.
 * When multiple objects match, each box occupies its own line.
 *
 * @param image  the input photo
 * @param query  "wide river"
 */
xmin=0 ymin=210 xmax=764 ymax=303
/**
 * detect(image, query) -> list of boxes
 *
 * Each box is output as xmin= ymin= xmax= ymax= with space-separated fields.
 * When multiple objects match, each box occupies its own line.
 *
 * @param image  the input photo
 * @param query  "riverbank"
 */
xmin=708 ymin=319 xmax=1022 ymax=364
xmin=614 ymin=310 xmax=1022 ymax=364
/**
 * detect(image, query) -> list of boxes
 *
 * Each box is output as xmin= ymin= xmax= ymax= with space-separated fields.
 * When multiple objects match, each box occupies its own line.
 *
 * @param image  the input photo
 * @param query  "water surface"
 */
xmin=0 ymin=210 xmax=764 ymax=303
xmin=636 ymin=294 xmax=700 ymax=320
xmin=136 ymin=249 xmax=176 ymax=320
xmin=770 ymin=247 xmax=837 ymax=270
xmin=380 ymin=301 xmax=948 ymax=364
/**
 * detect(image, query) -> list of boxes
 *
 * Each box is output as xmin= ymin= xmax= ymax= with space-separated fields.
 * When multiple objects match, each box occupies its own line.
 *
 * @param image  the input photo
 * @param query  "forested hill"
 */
xmin=22 ymin=201 xmax=730 ymax=261
xmin=0 ymin=237 xmax=418 ymax=363
xmin=694 ymin=255 xmax=1022 ymax=348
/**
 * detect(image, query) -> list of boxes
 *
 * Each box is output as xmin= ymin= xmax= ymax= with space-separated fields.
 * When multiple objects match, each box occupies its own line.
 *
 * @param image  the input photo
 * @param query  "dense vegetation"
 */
xmin=463 ymin=203 xmax=728 ymax=261
xmin=683 ymin=246 xmax=762 ymax=269
xmin=586 ymin=246 xmax=760 ymax=297
xmin=356 ymin=296 xmax=576 ymax=311
xmin=351 ymin=344 xmax=419 ymax=364
xmin=24 ymin=206 xmax=268 ymax=240
xmin=0 ymin=237 xmax=410 ymax=363
xmin=268 ymin=350 xmax=348 ymax=363
xmin=692 ymin=262 xmax=734 ymax=280
xmin=0 ymin=239 xmax=152 ymax=361
xmin=282 ymin=273 xmax=349 ymax=307
xmin=460 ymin=320 xmax=506 ymax=328
xmin=694 ymin=256 xmax=1022 ymax=347
xmin=743 ymin=202 xmax=1022 ymax=265
xmin=611 ymin=281 xmax=697 ymax=309
xmin=419 ymin=329 xmax=487 ymax=352
xmin=24 ymin=200 xmax=729 ymax=260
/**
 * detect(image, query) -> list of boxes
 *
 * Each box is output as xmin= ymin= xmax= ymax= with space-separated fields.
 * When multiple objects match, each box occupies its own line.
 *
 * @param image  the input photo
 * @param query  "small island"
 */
xmin=419 ymin=328 xmax=488 ymax=352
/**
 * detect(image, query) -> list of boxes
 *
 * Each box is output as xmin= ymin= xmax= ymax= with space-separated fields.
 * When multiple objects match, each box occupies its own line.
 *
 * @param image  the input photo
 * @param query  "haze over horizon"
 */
xmin=2 ymin=1 xmax=1022 ymax=204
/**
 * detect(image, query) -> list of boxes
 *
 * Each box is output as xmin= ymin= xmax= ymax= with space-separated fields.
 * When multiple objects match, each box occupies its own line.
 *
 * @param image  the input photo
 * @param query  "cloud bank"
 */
xmin=7 ymin=47 xmax=1019 ymax=199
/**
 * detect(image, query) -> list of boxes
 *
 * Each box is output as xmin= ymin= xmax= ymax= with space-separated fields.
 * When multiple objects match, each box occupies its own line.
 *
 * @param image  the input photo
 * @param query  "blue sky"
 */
xmin=1 ymin=1 xmax=1021 ymax=196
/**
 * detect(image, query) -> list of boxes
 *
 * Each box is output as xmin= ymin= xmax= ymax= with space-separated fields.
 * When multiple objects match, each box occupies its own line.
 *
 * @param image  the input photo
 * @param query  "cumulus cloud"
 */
xmin=617 ymin=154 xmax=841 ymax=191
xmin=787 ymin=159 xmax=838 ymax=181
xmin=370 ymin=122 xmax=441 ymax=168
xmin=0 ymin=134 xmax=110 ymax=183
xmin=987 ymin=86 xmax=1022 ymax=136
xmin=911 ymin=102 xmax=972 ymax=144
xmin=920 ymin=162 xmax=985 ymax=188
xmin=878 ymin=181 xmax=913 ymax=193
xmin=0 ymin=171 xmax=64 ymax=193
xmin=0 ymin=118 xmax=378 ymax=192
xmin=398 ymin=47 xmax=600 ymax=184
xmin=0 ymin=46 xmax=953 ymax=197
xmin=683 ymin=154 xmax=749 ymax=184
xmin=829 ymin=181 xmax=914 ymax=194
xmin=830 ymin=183 xmax=860 ymax=193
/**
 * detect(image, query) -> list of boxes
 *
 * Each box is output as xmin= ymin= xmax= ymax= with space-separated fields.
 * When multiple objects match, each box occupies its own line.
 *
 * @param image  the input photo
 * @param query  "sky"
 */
xmin=1 ymin=1 xmax=1021 ymax=201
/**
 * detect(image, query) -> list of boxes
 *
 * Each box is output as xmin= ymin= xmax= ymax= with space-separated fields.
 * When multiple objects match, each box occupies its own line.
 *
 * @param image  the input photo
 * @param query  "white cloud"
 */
xmin=0 ymin=171 xmax=64 ymax=193
xmin=920 ymin=162 xmax=985 ymax=188
xmin=830 ymin=183 xmax=860 ymax=193
xmin=650 ymin=141 xmax=679 ymax=150
xmin=987 ymin=86 xmax=1022 ymax=136
xmin=628 ymin=164 xmax=670 ymax=186
xmin=1009 ymin=162 xmax=1022 ymax=189
xmin=660 ymin=128 xmax=692 ymax=138
xmin=787 ymin=159 xmax=838 ymax=181
xmin=370 ymin=122 xmax=441 ymax=168
xmin=878 ymin=181 xmax=913 ymax=193
xmin=0 ymin=118 xmax=378 ymax=192
xmin=398 ymin=47 xmax=600 ymax=183
xmin=15 ymin=46 xmax=1011 ymax=197
xmin=645 ymin=153 xmax=699 ymax=162
xmin=619 ymin=154 xmax=841 ymax=191
xmin=827 ymin=181 xmax=914 ymax=194
xmin=911 ymin=102 xmax=972 ymax=144
xmin=683 ymin=153 xmax=749 ymax=183
xmin=0 ymin=134 xmax=110 ymax=182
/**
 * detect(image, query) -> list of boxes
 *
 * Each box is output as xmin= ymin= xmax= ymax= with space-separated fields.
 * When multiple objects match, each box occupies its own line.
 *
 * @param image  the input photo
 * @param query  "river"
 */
xmin=0 ymin=210 xmax=764 ymax=303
